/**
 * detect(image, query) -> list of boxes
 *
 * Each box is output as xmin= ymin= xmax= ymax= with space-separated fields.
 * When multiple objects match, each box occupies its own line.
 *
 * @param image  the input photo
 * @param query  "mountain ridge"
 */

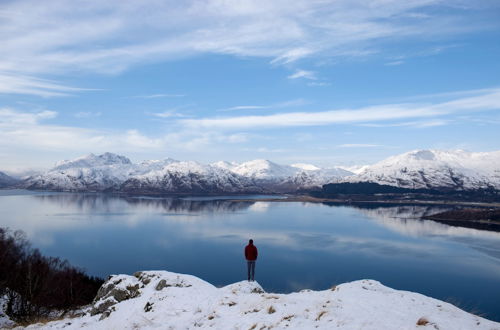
xmin=10 ymin=149 xmax=500 ymax=194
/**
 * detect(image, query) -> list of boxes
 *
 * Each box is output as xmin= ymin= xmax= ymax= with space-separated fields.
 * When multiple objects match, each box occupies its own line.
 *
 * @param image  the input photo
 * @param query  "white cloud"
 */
xmin=307 ymin=82 xmax=331 ymax=87
xmin=134 ymin=94 xmax=185 ymax=99
xmin=220 ymin=105 xmax=266 ymax=112
xmin=0 ymin=107 xmax=250 ymax=161
xmin=151 ymin=110 xmax=187 ymax=118
xmin=0 ymin=108 xmax=57 ymax=124
xmin=219 ymin=99 xmax=307 ymax=112
xmin=181 ymin=88 xmax=500 ymax=129
xmin=360 ymin=119 xmax=451 ymax=128
xmin=0 ymin=72 xmax=93 ymax=97
xmin=337 ymin=144 xmax=385 ymax=148
xmin=385 ymin=60 xmax=404 ymax=66
xmin=287 ymin=70 xmax=317 ymax=80
xmin=0 ymin=0 xmax=492 ymax=96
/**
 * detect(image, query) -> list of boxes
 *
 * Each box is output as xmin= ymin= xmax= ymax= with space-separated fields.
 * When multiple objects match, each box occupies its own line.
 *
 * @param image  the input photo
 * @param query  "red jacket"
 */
xmin=245 ymin=244 xmax=258 ymax=261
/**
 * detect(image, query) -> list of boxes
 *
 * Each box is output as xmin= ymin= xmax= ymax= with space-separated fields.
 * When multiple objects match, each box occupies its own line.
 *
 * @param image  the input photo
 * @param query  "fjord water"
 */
xmin=1 ymin=190 xmax=499 ymax=321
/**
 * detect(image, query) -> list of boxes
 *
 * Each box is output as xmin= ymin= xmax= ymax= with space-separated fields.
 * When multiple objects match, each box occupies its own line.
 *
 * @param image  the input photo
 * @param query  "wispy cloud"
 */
xmin=219 ymin=99 xmax=307 ymax=112
xmin=0 ymin=108 xmax=57 ymax=124
xmin=151 ymin=109 xmax=188 ymax=119
xmin=337 ymin=144 xmax=385 ymax=148
xmin=287 ymin=70 xmax=317 ymax=80
xmin=133 ymin=93 xmax=185 ymax=99
xmin=360 ymin=119 xmax=452 ymax=128
xmin=307 ymin=81 xmax=331 ymax=87
xmin=0 ymin=72 xmax=94 ymax=97
xmin=1 ymin=0 xmax=493 ymax=96
xmin=181 ymin=88 xmax=500 ymax=129
xmin=385 ymin=60 xmax=404 ymax=66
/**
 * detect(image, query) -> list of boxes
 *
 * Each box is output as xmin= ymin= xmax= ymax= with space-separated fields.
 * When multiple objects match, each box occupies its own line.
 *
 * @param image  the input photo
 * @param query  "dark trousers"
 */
xmin=247 ymin=261 xmax=256 ymax=281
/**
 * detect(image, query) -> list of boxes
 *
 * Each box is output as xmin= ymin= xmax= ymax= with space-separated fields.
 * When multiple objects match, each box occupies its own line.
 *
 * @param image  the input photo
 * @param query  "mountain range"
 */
xmin=3 ymin=149 xmax=500 ymax=194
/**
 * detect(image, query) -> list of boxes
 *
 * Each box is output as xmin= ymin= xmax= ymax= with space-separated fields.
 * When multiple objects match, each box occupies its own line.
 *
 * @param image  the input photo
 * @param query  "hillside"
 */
xmin=17 ymin=270 xmax=499 ymax=329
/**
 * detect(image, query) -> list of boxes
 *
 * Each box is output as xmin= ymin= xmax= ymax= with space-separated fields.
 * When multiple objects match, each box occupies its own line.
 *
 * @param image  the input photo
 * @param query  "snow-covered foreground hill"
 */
xmin=18 ymin=271 xmax=499 ymax=330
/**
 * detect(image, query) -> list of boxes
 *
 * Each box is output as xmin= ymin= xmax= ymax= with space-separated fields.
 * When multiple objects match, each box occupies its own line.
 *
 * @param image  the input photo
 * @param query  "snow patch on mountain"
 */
xmin=230 ymin=159 xmax=297 ymax=180
xmin=291 ymin=163 xmax=321 ymax=171
xmin=20 ymin=270 xmax=499 ymax=329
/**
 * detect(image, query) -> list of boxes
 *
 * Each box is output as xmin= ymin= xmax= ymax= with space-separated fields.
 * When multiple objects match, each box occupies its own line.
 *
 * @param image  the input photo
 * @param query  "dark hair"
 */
xmin=249 ymin=239 xmax=253 ymax=244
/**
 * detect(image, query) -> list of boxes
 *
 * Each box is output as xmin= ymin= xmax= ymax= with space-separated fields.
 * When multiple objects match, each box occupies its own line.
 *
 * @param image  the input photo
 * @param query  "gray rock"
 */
xmin=90 ymin=277 xmax=141 ymax=319
xmin=90 ymin=298 xmax=117 ymax=316
xmin=155 ymin=279 xmax=168 ymax=291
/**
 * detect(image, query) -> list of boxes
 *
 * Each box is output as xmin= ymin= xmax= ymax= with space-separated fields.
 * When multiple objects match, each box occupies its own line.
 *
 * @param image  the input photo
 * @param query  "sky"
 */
xmin=0 ymin=0 xmax=500 ymax=173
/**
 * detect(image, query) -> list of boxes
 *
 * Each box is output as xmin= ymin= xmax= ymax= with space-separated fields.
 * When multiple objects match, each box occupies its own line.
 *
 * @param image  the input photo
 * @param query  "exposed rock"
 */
xmin=90 ymin=275 xmax=141 ymax=318
xmin=155 ymin=279 xmax=168 ymax=291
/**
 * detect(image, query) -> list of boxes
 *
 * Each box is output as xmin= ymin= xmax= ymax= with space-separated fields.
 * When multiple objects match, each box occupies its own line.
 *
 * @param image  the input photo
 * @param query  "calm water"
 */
xmin=1 ymin=190 xmax=499 ymax=321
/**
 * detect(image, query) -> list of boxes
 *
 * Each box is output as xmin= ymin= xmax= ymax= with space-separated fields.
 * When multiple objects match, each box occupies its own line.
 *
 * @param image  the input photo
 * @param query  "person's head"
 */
xmin=249 ymin=239 xmax=253 ymax=244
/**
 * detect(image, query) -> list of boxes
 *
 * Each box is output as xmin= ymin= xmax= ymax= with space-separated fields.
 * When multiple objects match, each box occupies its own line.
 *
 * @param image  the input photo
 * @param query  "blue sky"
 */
xmin=0 ymin=0 xmax=500 ymax=172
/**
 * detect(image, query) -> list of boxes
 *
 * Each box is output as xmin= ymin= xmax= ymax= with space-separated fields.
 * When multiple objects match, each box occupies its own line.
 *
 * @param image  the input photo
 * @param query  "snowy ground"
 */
xmin=1 ymin=294 xmax=15 ymax=329
xmin=9 ymin=271 xmax=500 ymax=329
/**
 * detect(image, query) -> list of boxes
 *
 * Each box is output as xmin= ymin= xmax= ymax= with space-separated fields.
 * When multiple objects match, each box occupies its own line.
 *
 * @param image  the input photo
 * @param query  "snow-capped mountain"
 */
xmin=0 ymin=171 xmax=19 ymax=188
xmin=121 ymin=161 xmax=261 ymax=194
xmin=22 ymin=153 xmax=351 ymax=193
xmin=25 ymin=153 xmax=146 ymax=191
xmin=212 ymin=159 xmax=351 ymax=190
xmin=19 ymin=149 xmax=500 ymax=194
xmin=53 ymin=152 xmax=132 ymax=170
xmin=344 ymin=149 xmax=500 ymax=190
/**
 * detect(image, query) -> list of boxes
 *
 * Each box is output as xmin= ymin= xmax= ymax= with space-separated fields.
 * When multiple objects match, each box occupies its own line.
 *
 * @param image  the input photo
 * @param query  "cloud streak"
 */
xmin=0 ymin=72 xmax=94 ymax=97
xmin=288 ymin=70 xmax=317 ymax=80
xmin=181 ymin=88 xmax=500 ymax=129
xmin=218 ymin=99 xmax=307 ymax=112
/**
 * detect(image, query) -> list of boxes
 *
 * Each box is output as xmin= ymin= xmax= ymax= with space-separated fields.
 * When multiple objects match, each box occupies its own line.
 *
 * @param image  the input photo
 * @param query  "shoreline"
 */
xmin=223 ymin=194 xmax=500 ymax=208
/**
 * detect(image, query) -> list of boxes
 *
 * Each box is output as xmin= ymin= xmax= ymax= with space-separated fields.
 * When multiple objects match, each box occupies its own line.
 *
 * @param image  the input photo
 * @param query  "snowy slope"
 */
xmin=345 ymin=149 xmax=500 ymax=190
xmin=21 ymin=270 xmax=499 ymax=330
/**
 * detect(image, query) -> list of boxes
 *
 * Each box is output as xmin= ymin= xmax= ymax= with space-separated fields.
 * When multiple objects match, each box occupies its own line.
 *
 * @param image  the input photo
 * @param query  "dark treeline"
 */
xmin=310 ymin=182 xmax=500 ymax=203
xmin=0 ymin=228 xmax=103 ymax=324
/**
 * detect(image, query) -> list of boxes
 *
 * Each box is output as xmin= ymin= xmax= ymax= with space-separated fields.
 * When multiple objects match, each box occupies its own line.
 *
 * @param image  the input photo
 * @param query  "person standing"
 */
xmin=244 ymin=239 xmax=258 ymax=281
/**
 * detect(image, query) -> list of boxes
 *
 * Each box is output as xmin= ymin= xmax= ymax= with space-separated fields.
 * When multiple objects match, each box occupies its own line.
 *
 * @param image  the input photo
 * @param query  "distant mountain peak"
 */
xmin=345 ymin=149 xmax=500 ymax=190
xmin=54 ymin=152 xmax=132 ymax=170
